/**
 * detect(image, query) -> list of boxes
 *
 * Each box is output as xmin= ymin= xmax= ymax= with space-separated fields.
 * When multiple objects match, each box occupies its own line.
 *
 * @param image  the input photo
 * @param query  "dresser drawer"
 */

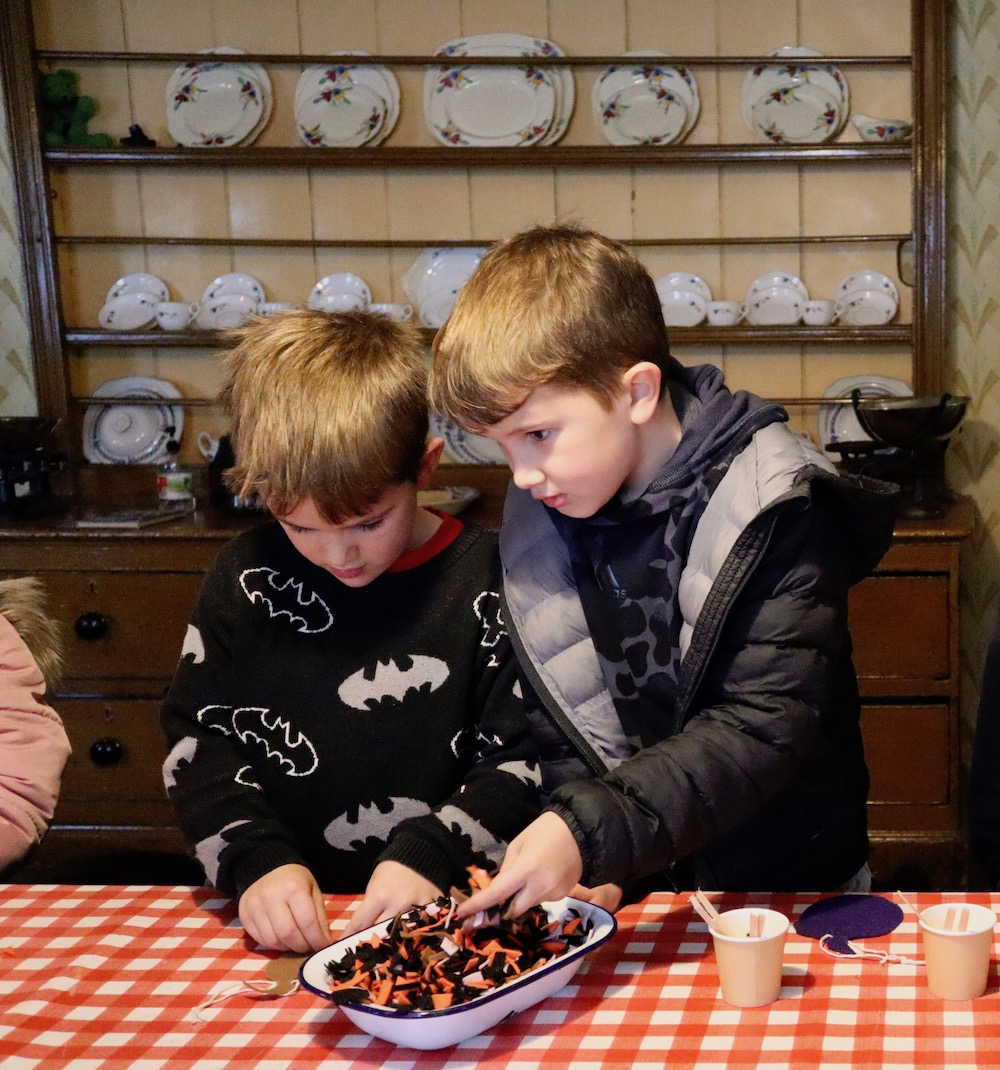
xmin=52 ymin=696 xmax=175 ymax=827
xmin=849 ymin=574 xmax=950 ymax=682
xmin=862 ymin=702 xmax=950 ymax=806
xmin=38 ymin=571 xmax=203 ymax=680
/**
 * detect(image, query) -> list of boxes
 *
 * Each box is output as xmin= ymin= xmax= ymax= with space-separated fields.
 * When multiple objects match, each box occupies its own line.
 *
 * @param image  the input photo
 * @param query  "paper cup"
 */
xmin=710 ymin=907 xmax=789 ymax=1008
xmin=919 ymin=903 xmax=996 ymax=1000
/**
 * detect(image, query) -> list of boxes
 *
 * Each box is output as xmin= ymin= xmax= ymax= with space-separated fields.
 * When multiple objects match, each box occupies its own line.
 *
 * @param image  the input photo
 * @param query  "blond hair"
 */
xmin=220 ymin=309 xmax=429 ymax=521
xmin=429 ymin=224 xmax=670 ymax=430
xmin=0 ymin=577 xmax=64 ymax=693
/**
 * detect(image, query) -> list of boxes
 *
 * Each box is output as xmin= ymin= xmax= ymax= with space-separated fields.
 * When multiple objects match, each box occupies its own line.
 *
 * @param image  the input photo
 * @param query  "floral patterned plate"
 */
xmin=592 ymin=51 xmax=699 ymax=145
xmin=295 ymin=63 xmax=393 ymax=148
xmin=750 ymin=81 xmax=841 ymax=145
xmin=165 ymin=50 xmax=270 ymax=148
xmin=425 ymin=33 xmax=569 ymax=147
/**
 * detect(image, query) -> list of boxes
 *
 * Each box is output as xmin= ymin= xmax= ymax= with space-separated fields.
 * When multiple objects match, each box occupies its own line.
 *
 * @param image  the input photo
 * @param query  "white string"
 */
xmin=191 ymin=978 xmax=300 ymax=1021
xmin=819 ymin=932 xmax=924 ymax=967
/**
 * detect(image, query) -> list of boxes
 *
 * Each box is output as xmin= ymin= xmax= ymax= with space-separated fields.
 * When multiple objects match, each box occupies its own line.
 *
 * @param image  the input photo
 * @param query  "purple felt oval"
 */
xmin=795 ymin=894 xmax=903 ymax=954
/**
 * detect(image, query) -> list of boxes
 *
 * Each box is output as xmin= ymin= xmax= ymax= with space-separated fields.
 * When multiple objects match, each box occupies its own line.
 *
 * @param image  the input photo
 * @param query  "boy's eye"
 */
xmin=359 ymin=517 xmax=385 ymax=532
xmin=527 ymin=429 xmax=550 ymax=442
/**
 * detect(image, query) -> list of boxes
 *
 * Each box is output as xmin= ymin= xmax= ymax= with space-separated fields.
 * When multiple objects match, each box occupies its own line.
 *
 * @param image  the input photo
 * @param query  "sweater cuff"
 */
xmin=229 ymin=843 xmax=308 ymax=901
xmin=377 ymin=830 xmax=454 ymax=896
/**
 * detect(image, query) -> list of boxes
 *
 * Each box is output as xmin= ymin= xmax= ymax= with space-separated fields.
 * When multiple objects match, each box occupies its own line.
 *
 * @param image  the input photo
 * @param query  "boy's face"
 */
xmin=481 ymin=381 xmax=645 ymax=518
xmin=274 ymin=441 xmax=443 ymax=587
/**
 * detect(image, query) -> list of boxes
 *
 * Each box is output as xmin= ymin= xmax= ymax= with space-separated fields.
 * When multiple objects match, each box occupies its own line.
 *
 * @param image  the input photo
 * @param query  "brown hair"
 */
xmin=220 ymin=309 xmax=429 ymax=522
xmin=429 ymin=223 xmax=670 ymax=429
xmin=0 ymin=577 xmax=64 ymax=694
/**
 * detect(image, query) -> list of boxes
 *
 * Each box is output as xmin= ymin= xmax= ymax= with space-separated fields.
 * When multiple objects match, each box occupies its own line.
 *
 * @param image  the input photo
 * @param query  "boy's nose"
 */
xmin=511 ymin=464 xmax=544 ymax=490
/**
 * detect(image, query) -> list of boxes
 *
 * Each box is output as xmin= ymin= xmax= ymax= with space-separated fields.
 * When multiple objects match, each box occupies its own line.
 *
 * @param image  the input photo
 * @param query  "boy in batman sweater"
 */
xmin=161 ymin=310 xmax=541 ymax=952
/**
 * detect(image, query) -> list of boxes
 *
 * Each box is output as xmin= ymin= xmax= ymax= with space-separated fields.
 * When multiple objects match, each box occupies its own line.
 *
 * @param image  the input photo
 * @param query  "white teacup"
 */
xmin=155 ymin=301 xmax=199 ymax=331
xmin=197 ymin=432 xmax=220 ymax=461
xmin=311 ymin=291 xmax=368 ymax=313
xmin=370 ymin=303 xmax=413 ymax=321
xmin=707 ymin=300 xmax=746 ymax=326
xmin=259 ymin=301 xmax=295 ymax=317
xmin=802 ymin=299 xmax=836 ymax=326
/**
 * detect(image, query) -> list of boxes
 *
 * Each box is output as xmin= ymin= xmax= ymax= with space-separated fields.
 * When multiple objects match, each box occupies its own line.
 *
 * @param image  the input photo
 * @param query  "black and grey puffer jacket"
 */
xmin=500 ymin=377 xmax=898 ymax=895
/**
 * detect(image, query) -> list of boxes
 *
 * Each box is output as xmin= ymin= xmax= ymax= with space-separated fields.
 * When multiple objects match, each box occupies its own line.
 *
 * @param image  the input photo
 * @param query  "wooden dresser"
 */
xmin=0 ymin=491 xmax=972 ymax=888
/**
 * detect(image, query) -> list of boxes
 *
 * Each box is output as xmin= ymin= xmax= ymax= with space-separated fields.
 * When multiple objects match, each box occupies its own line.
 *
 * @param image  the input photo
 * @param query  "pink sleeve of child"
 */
xmin=0 ymin=615 xmax=72 ymax=869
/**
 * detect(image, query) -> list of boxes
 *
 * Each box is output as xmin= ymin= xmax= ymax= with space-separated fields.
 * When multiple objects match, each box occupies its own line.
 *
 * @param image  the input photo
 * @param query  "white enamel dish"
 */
xmin=818 ymin=374 xmax=913 ymax=448
xmin=82 ymin=376 xmax=184 ymax=465
xmin=299 ymin=896 xmax=616 ymax=1050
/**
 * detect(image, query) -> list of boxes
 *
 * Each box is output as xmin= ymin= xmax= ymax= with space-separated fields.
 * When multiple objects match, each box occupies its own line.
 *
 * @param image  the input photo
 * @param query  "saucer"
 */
xmin=659 ymin=289 xmax=707 ymax=326
xmin=745 ymin=284 xmax=804 ymax=325
xmin=98 ymin=292 xmax=159 ymax=331
xmin=202 ymin=272 xmax=266 ymax=304
xmin=656 ymin=272 xmax=712 ymax=303
xmin=105 ymin=273 xmax=170 ymax=304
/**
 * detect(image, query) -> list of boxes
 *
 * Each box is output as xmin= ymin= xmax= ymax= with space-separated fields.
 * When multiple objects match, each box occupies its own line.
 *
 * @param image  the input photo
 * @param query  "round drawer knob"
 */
xmin=89 ymin=737 xmax=124 ymax=766
xmin=75 ymin=611 xmax=109 ymax=640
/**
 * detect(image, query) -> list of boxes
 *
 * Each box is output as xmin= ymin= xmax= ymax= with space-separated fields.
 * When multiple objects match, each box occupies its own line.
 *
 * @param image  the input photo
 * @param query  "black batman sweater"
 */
xmin=160 ymin=515 xmax=541 ymax=900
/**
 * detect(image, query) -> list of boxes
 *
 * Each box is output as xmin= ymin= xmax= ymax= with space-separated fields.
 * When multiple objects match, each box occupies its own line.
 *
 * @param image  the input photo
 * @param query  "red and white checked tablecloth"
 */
xmin=1 ymin=885 xmax=999 ymax=1069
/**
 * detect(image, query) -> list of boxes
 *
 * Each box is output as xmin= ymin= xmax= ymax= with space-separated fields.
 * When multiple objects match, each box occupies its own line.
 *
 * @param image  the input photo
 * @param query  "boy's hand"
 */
xmin=456 ymin=812 xmax=584 ymax=919
xmin=569 ymin=881 xmax=623 ymax=914
xmin=238 ymin=863 xmax=331 ymax=952
xmin=343 ymin=861 xmax=442 ymax=937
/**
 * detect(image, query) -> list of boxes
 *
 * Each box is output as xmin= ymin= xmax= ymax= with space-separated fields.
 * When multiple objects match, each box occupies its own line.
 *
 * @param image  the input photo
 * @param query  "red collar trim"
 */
xmin=389 ymin=510 xmax=463 ymax=572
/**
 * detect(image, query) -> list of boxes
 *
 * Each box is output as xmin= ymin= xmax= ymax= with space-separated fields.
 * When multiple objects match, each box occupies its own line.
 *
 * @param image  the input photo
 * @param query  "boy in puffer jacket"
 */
xmin=429 ymin=224 xmax=899 ymax=918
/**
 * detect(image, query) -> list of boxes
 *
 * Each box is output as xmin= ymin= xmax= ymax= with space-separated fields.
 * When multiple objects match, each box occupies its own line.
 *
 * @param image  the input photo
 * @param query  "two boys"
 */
xmin=165 ymin=224 xmax=896 ymax=947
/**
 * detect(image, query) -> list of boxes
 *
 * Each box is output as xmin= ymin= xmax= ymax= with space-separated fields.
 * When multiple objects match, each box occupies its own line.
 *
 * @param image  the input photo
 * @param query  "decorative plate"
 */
xmin=165 ymin=51 xmax=270 ymax=148
xmin=741 ymin=45 xmax=848 ymax=143
xmin=82 ymin=376 xmax=184 ymax=465
xmin=592 ymin=52 xmax=699 ymax=145
xmin=750 ymin=81 xmax=842 ymax=145
xmin=202 ymin=272 xmax=267 ymax=304
xmin=105 ymin=273 xmax=170 ymax=304
xmin=295 ymin=64 xmax=388 ymax=148
xmin=834 ymin=270 xmax=899 ymax=305
xmin=425 ymin=33 xmax=571 ymax=147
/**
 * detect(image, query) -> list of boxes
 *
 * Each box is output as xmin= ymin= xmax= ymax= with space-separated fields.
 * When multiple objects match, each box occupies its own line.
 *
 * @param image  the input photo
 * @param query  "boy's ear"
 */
xmin=623 ymin=362 xmax=662 ymax=425
xmin=416 ymin=437 xmax=445 ymax=489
